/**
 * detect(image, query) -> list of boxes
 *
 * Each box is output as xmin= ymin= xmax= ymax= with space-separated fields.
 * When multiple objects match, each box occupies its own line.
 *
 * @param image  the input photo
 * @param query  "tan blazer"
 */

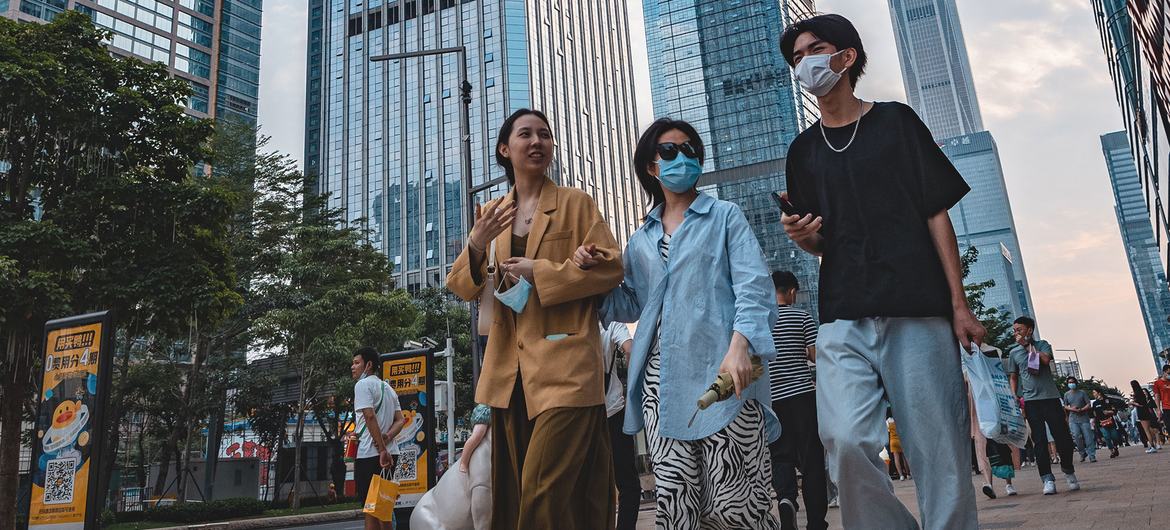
xmin=447 ymin=178 xmax=623 ymax=418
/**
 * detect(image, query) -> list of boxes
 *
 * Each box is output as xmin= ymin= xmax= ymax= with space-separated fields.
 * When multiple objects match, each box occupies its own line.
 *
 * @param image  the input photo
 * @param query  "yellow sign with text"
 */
xmin=382 ymin=355 xmax=430 ymax=507
xmin=29 ymin=321 xmax=105 ymax=530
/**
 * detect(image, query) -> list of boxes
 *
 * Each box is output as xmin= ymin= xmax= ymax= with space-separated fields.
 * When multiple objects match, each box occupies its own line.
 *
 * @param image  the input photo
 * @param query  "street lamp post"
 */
xmin=370 ymin=47 xmax=506 ymax=392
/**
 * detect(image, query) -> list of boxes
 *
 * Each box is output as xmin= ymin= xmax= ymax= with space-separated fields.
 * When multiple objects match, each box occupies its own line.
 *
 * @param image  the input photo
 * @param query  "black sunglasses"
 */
xmin=656 ymin=142 xmax=699 ymax=161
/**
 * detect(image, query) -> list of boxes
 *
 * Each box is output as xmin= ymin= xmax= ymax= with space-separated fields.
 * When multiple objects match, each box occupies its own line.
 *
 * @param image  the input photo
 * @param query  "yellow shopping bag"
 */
xmin=363 ymin=469 xmax=399 ymax=522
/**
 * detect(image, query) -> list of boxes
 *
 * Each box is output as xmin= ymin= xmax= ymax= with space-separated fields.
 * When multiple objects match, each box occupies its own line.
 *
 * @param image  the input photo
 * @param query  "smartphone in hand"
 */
xmin=771 ymin=191 xmax=801 ymax=217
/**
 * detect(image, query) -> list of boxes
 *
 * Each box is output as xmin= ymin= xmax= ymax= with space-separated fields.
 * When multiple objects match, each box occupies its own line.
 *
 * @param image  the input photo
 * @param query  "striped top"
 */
xmin=767 ymin=304 xmax=818 ymax=402
xmin=658 ymin=232 xmax=672 ymax=262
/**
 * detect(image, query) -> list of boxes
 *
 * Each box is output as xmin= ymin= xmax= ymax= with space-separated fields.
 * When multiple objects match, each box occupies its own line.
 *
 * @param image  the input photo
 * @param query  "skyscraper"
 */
xmin=1101 ymin=131 xmax=1170 ymax=370
xmin=1093 ymin=0 xmax=1170 ymax=302
xmin=888 ymin=0 xmax=1036 ymax=323
xmin=888 ymin=0 xmax=983 ymax=140
xmin=305 ymin=0 xmax=642 ymax=292
xmin=644 ymin=0 xmax=822 ymax=318
xmin=2 ymin=0 xmax=263 ymax=124
xmin=940 ymin=132 xmax=1035 ymax=318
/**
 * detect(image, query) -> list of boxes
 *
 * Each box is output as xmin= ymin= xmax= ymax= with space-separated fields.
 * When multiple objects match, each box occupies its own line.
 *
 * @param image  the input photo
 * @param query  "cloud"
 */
xmin=256 ymin=0 xmax=308 ymax=168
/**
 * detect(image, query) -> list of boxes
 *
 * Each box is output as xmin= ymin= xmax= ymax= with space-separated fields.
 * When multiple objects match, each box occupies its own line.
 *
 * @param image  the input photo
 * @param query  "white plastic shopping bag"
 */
xmin=961 ymin=342 xmax=1029 ymax=448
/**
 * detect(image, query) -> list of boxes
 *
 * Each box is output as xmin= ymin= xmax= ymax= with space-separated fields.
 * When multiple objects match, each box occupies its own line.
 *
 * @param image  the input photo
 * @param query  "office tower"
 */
xmin=940 ymin=132 xmax=1035 ymax=319
xmin=888 ymin=0 xmax=1036 ymax=324
xmin=1093 ymin=0 xmax=1170 ymax=305
xmin=3 ymin=0 xmax=263 ymax=124
xmin=887 ymin=0 xmax=983 ymax=140
xmin=1101 ymin=131 xmax=1170 ymax=370
xmin=644 ymin=0 xmax=822 ymax=318
xmin=306 ymin=0 xmax=642 ymax=292
xmin=1052 ymin=359 xmax=1082 ymax=381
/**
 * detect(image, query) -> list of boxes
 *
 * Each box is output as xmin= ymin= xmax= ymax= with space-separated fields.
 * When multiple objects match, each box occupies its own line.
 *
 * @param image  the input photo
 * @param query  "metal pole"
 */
xmin=445 ymin=338 xmax=456 ymax=466
xmin=371 ymin=46 xmax=483 ymax=390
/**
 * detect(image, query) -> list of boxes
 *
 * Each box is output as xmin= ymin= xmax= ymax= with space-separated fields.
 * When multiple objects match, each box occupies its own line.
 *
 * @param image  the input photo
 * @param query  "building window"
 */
xmin=486 ymin=77 xmax=495 ymax=87
xmin=348 ymin=15 xmax=363 ymax=36
xmin=404 ymin=1 xmax=416 ymax=19
xmin=368 ymin=11 xmax=382 ymax=30
xmin=485 ymin=52 xmax=494 ymax=63
xmin=388 ymin=5 xmax=399 ymax=23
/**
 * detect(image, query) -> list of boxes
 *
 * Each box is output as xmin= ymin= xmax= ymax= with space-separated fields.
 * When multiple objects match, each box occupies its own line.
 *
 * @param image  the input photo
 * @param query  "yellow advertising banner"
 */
xmin=382 ymin=354 xmax=433 ymax=508
xmin=29 ymin=314 xmax=111 ymax=530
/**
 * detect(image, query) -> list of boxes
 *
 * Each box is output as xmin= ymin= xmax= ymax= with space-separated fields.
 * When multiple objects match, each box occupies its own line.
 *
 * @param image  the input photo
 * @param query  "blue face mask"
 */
xmin=656 ymin=154 xmax=703 ymax=193
xmin=1068 ymin=383 xmax=1077 ymax=390
xmin=494 ymin=273 xmax=531 ymax=313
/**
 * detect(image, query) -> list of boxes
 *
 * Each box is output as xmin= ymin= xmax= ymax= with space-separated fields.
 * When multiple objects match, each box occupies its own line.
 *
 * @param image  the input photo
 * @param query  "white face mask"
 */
xmin=794 ymin=50 xmax=846 ymax=97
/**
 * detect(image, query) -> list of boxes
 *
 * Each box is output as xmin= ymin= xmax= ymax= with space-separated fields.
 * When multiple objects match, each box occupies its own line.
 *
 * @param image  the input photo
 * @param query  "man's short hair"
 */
xmin=1013 ymin=316 xmax=1036 ymax=329
xmin=1066 ymin=377 xmax=1078 ymax=383
xmin=1163 ymin=364 xmax=1170 ymax=373
xmin=772 ymin=271 xmax=799 ymax=292
xmin=780 ymin=14 xmax=869 ymax=86
xmin=354 ymin=346 xmax=380 ymax=372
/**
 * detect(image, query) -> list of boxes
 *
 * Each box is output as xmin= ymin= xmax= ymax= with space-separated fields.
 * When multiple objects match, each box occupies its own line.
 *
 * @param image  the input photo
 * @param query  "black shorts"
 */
xmin=354 ymin=456 xmax=380 ymax=503
xmin=1137 ymin=406 xmax=1157 ymax=423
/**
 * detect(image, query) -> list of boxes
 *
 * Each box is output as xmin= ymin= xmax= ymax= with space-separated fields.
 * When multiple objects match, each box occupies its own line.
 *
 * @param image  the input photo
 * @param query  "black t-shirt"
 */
xmin=786 ymin=101 xmax=970 ymax=323
xmin=1092 ymin=400 xmax=1117 ymax=425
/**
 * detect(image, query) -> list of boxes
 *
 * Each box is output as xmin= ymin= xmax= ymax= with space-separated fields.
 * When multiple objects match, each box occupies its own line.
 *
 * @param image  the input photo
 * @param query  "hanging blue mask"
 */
xmin=656 ymin=154 xmax=703 ymax=193
xmin=494 ymin=273 xmax=531 ymax=313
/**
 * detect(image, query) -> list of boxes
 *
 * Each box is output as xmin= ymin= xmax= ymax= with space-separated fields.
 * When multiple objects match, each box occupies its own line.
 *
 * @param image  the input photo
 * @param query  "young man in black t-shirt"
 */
xmin=779 ymin=14 xmax=984 ymax=530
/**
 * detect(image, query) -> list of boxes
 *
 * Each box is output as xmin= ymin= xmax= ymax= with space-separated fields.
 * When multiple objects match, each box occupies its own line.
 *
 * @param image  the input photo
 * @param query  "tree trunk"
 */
xmin=95 ymin=327 xmax=137 ymax=512
xmin=291 ymin=381 xmax=306 ymax=509
xmin=0 ymin=329 xmax=36 ymax=530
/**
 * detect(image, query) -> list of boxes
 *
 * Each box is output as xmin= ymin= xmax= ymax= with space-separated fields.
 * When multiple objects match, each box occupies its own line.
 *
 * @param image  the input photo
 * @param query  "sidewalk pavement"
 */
xmin=154 ymin=509 xmax=361 ymax=530
xmin=635 ymin=443 xmax=1169 ymax=528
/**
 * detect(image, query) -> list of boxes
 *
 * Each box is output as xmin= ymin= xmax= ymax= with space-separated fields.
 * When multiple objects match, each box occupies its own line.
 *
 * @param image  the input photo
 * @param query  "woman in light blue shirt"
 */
xmin=574 ymin=118 xmax=779 ymax=528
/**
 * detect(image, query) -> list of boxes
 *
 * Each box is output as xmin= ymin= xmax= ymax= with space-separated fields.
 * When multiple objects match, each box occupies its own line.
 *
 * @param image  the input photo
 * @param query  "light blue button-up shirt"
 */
xmin=601 ymin=193 xmax=780 ymax=442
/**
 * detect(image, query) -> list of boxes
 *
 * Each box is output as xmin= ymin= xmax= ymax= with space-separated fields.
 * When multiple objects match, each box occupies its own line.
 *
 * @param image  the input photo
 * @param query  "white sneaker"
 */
xmin=827 ymin=498 xmax=839 ymax=508
xmin=1147 ymin=447 xmax=1157 ymax=454
xmin=1066 ymin=473 xmax=1080 ymax=492
xmin=1005 ymin=484 xmax=1018 ymax=496
xmin=1043 ymin=480 xmax=1056 ymax=495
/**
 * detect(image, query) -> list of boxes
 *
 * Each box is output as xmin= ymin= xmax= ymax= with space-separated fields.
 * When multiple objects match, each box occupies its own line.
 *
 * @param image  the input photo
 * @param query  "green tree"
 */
xmin=412 ymin=288 xmax=475 ymax=426
xmin=0 ymin=11 xmax=237 ymax=520
xmin=251 ymin=175 xmax=417 ymax=508
xmin=961 ymin=245 xmax=1015 ymax=352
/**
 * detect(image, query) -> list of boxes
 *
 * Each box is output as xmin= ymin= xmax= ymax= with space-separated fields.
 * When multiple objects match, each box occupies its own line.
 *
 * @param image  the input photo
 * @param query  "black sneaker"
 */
xmin=778 ymin=498 xmax=797 ymax=530
xmin=982 ymin=484 xmax=997 ymax=499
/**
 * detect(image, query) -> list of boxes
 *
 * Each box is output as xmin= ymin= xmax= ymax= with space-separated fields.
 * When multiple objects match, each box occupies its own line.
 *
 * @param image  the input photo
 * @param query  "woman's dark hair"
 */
xmin=780 ymin=14 xmax=868 ymax=87
xmin=354 ymin=346 xmax=380 ymax=374
xmin=1131 ymin=380 xmax=1143 ymax=396
xmin=495 ymin=108 xmax=552 ymax=184
xmin=632 ymin=118 xmax=705 ymax=210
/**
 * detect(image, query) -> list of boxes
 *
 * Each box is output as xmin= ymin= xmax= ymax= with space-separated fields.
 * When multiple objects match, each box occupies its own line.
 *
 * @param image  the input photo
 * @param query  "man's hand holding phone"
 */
xmin=777 ymin=192 xmax=823 ymax=254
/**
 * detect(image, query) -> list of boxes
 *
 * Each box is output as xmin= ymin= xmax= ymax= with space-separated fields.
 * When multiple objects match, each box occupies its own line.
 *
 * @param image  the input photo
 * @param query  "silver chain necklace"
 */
xmin=819 ymin=99 xmax=865 ymax=153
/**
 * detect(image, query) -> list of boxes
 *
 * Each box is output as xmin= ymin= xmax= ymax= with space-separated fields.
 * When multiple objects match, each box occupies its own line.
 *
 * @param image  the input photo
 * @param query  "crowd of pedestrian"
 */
xmin=338 ymin=12 xmax=1169 ymax=530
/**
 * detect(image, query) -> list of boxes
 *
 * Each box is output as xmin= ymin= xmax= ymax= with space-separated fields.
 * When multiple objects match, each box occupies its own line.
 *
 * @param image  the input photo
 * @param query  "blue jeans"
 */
xmin=1099 ymin=425 xmax=1122 ymax=449
xmin=1069 ymin=421 xmax=1096 ymax=459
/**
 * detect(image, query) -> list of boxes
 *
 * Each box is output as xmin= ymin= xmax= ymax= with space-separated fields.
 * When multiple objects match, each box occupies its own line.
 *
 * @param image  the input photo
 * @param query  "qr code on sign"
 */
xmin=44 ymin=458 xmax=77 ymax=505
xmin=393 ymin=447 xmax=418 ymax=482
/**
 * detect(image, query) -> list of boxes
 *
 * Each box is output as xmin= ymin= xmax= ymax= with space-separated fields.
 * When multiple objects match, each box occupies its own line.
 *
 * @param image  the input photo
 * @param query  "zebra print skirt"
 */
xmin=642 ymin=346 xmax=779 ymax=529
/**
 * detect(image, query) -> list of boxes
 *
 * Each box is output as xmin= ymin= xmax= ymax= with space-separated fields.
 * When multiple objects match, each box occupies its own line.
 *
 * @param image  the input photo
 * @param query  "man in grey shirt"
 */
xmin=1063 ymin=377 xmax=1095 ymax=463
xmin=1005 ymin=316 xmax=1080 ymax=495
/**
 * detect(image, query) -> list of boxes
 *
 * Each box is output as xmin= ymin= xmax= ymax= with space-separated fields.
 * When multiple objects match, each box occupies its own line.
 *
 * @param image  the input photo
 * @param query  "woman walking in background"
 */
xmin=1131 ymin=380 xmax=1161 ymax=453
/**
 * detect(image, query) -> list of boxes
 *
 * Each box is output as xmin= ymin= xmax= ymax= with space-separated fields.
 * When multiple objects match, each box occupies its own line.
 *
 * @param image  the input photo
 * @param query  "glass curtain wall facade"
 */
xmin=645 ymin=0 xmax=821 ymax=320
xmin=308 ymin=0 xmax=641 ymax=292
xmin=2 ymin=0 xmax=262 ymax=124
xmin=888 ymin=0 xmax=983 ymax=140
xmin=1093 ymin=0 xmax=1170 ymax=294
xmin=1101 ymin=131 xmax=1170 ymax=371
xmin=940 ymin=131 xmax=1035 ymax=320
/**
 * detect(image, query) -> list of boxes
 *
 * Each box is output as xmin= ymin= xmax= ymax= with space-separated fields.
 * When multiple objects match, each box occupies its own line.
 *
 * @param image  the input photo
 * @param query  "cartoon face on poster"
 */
xmin=29 ymin=318 xmax=109 ymax=530
xmin=383 ymin=355 xmax=433 ymax=508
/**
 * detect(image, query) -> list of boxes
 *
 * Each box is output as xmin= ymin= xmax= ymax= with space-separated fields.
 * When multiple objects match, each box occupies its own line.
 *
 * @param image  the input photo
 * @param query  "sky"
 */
xmin=256 ymin=0 xmax=1164 ymax=389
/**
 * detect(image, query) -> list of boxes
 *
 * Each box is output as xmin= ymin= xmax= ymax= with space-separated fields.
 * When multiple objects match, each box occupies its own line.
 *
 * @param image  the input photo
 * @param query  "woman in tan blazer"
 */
xmin=446 ymin=109 xmax=623 ymax=530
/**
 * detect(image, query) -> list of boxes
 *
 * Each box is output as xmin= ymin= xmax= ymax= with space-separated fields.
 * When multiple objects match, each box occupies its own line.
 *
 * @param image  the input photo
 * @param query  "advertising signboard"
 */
xmin=381 ymin=349 xmax=436 ymax=509
xmin=28 ymin=311 xmax=113 ymax=530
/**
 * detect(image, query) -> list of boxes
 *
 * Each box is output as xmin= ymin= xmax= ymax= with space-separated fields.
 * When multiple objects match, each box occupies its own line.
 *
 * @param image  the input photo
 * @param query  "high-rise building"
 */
xmin=305 ymin=0 xmax=642 ymax=292
xmin=1093 ymin=0 xmax=1170 ymax=301
xmin=940 ymin=132 xmax=1035 ymax=319
xmin=1101 ymin=131 xmax=1170 ymax=370
xmin=888 ymin=0 xmax=1036 ymax=324
xmin=644 ymin=0 xmax=822 ymax=318
xmin=2 ymin=0 xmax=263 ymax=124
xmin=887 ymin=0 xmax=982 ymax=140
xmin=1052 ymin=359 xmax=1082 ymax=381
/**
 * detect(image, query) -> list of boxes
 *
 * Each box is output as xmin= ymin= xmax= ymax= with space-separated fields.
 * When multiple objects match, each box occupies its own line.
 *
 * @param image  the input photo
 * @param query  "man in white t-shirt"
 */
xmin=351 ymin=347 xmax=406 ymax=530
xmin=600 ymin=321 xmax=638 ymax=530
